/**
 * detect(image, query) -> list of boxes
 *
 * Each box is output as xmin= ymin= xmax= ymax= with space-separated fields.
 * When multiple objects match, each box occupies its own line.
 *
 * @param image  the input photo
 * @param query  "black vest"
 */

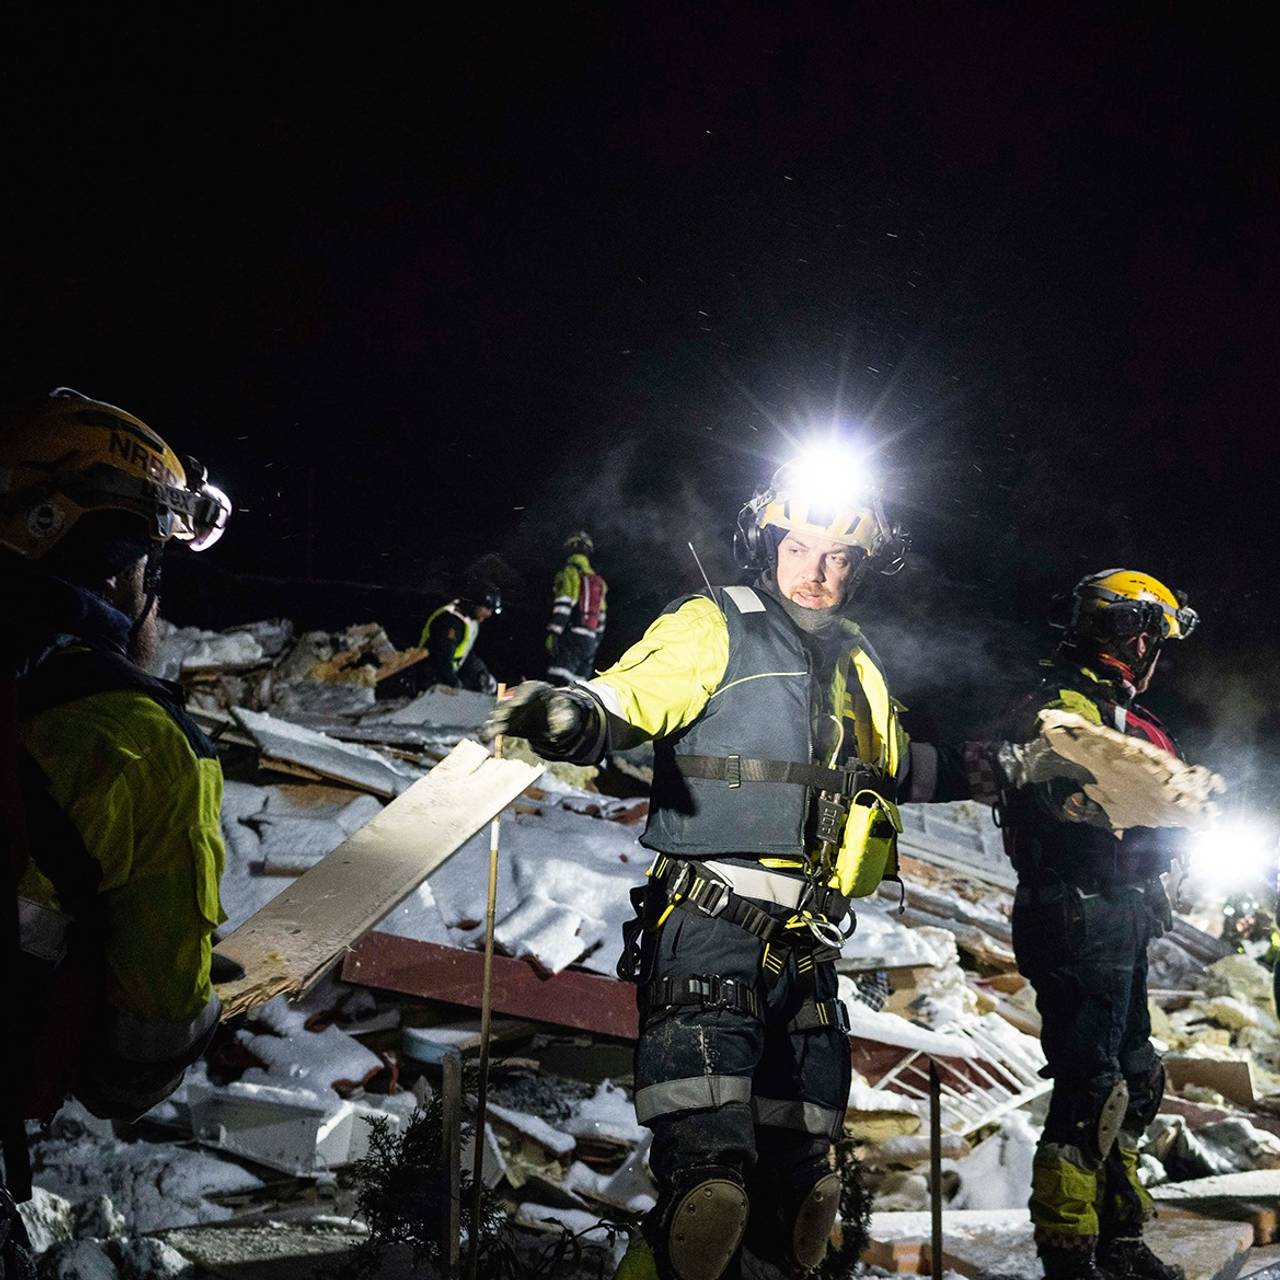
xmin=641 ymin=586 xmax=825 ymax=859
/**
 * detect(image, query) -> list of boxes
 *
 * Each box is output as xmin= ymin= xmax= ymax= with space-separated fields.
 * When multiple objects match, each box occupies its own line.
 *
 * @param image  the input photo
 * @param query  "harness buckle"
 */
xmin=666 ymin=861 xmax=694 ymax=901
xmin=725 ymin=754 xmax=742 ymax=788
xmin=694 ymin=874 xmax=731 ymax=917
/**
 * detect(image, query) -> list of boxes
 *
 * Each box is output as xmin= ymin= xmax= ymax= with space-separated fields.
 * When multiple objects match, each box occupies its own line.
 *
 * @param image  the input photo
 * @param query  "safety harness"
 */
xmin=629 ymin=854 xmax=851 ymax=1035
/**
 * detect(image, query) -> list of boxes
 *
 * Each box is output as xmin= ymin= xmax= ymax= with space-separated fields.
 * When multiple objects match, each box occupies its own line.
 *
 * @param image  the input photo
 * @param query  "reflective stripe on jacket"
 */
xmin=548 ymin=554 xmax=607 ymax=638
xmin=586 ymin=586 xmax=907 ymax=858
xmin=419 ymin=602 xmax=479 ymax=671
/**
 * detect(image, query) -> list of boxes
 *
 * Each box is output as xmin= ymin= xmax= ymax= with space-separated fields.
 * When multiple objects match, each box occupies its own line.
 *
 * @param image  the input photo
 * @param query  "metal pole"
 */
xmin=466 ymin=685 xmax=506 ymax=1280
xmin=929 ymin=1059 xmax=943 ymax=1280
xmin=441 ymin=1047 xmax=463 ymax=1280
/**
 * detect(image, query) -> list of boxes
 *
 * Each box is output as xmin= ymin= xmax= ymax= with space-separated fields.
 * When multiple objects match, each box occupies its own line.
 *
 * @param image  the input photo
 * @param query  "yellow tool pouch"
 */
xmin=830 ymin=789 xmax=903 ymax=898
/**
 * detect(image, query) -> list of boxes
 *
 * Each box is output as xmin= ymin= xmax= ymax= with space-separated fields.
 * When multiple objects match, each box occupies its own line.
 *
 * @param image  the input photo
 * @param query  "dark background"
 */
xmin=2 ymin=4 xmax=1276 ymax=804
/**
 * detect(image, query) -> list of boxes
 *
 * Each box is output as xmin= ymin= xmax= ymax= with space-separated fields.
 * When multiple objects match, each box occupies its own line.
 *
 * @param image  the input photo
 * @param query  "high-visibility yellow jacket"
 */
xmin=16 ymin=659 xmax=225 ymax=1117
xmin=583 ymin=586 xmax=912 ymax=859
xmin=420 ymin=602 xmax=478 ymax=672
xmin=548 ymin=554 xmax=607 ymax=638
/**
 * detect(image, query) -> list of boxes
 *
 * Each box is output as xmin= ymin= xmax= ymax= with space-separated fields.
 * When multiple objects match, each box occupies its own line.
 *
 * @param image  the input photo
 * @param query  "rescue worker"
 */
xmin=485 ymin=453 xmax=979 ymax=1279
xmin=0 ymin=389 xmax=233 ymax=1236
xmin=993 ymin=570 xmax=1199 ymax=1280
xmin=418 ymin=583 xmax=500 ymax=693
xmin=545 ymin=530 xmax=607 ymax=684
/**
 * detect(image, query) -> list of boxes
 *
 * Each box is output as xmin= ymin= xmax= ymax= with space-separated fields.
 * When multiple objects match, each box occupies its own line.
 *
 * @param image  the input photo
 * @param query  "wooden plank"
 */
xmin=342 ymin=934 xmax=640 ymax=1041
xmin=214 ymin=741 xmax=542 ymax=1018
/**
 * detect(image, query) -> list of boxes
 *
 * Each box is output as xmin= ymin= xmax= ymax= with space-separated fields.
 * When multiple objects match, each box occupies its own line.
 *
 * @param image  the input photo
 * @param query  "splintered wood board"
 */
xmin=214 ymin=740 xmax=542 ymax=1018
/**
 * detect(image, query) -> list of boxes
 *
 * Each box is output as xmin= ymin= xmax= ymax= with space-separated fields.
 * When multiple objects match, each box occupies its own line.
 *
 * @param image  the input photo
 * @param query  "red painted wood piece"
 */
xmin=342 ymin=932 xmax=640 ymax=1040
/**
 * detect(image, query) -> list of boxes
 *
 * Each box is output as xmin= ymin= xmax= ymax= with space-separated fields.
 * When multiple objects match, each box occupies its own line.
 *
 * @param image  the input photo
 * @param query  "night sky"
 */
xmin=3 ymin=5 xmax=1277 ymax=804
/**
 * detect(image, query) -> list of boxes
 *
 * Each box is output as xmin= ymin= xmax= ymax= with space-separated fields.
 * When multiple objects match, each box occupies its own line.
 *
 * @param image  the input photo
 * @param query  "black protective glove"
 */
xmin=481 ymin=680 xmax=603 ymax=763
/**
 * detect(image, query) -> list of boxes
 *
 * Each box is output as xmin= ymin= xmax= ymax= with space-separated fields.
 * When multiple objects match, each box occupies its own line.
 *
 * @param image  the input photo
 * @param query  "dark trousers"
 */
xmin=1012 ymin=880 xmax=1161 ymax=1246
xmin=547 ymin=629 xmax=600 ymax=683
xmin=633 ymin=888 xmax=850 ymax=1267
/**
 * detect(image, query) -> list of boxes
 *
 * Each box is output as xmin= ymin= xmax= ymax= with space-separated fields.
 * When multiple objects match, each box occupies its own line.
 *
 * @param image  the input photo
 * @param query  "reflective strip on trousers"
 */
xmin=18 ymin=897 xmax=70 ymax=965
xmin=752 ymin=1095 xmax=842 ymax=1137
xmin=111 ymin=992 xmax=221 ymax=1063
xmin=634 ymin=1074 xmax=753 ymax=1123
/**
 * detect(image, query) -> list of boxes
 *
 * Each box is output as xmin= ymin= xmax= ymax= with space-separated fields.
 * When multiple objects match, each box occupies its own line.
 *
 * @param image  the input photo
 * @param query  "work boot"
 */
xmin=1039 ymin=1246 xmax=1105 ymax=1280
xmin=1096 ymin=1237 xmax=1186 ymax=1280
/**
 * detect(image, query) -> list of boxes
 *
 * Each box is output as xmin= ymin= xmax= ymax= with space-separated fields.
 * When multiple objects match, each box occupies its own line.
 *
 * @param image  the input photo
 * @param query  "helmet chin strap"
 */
xmin=126 ymin=546 xmax=163 ymax=656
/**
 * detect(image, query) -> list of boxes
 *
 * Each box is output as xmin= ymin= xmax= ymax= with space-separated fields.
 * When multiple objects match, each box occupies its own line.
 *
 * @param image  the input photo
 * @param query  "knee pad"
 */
xmin=1095 ymin=1078 xmax=1129 ymax=1162
xmin=791 ymin=1171 xmax=841 ymax=1270
xmin=660 ymin=1166 xmax=749 ymax=1280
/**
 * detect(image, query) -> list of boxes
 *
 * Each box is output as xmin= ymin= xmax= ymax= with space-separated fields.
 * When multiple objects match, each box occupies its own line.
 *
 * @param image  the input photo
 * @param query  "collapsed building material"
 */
xmin=1152 ymin=1169 xmax=1280 ymax=1244
xmin=307 ymin=621 xmax=427 ymax=685
xmin=231 ymin=706 xmax=423 ymax=797
xmin=187 ymin=1082 xmax=402 ymax=1176
xmin=1037 ymin=708 xmax=1225 ymax=829
xmin=848 ymin=1008 xmax=1049 ymax=1138
xmin=343 ymin=935 xmax=639 ymax=1040
xmin=154 ymin=623 xmax=267 ymax=679
xmin=862 ymin=1208 xmax=1255 ymax=1279
xmin=369 ymin=687 xmax=495 ymax=733
xmin=898 ymin=801 xmax=1016 ymax=890
xmin=213 ymin=740 xmax=543 ymax=1017
xmin=401 ymin=1019 xmax=538 ymax=1059
xmin=154 ymin=1220 xmax=370 ymax=1279
xmin=1166 ymin=1056 xmax=1257 ymax=1109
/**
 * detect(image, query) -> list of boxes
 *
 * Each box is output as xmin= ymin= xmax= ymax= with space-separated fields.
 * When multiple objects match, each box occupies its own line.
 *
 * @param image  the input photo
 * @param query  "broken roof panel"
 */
xmin=232 ymin=705 xmax=423 ymax=797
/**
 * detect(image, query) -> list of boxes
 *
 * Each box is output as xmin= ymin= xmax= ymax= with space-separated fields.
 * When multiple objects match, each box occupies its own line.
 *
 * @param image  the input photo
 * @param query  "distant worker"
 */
xmin=994 ymin=570 xmax=1199 ymax=1280
xmin=418 ymin=583 xmax=500 ymax=693
xmin=0 ymin=389 xmax=233 ymax=1229
xmin=545 ymin=530 xmax=607 ymax=685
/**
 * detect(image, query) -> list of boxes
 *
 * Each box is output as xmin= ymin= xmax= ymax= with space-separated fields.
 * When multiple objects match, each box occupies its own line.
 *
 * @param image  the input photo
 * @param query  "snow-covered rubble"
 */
xmin=24 ymin=614 xmax=1268 ymax=1268
xmin=30 ymin=1130 xmax=264 ymax=1234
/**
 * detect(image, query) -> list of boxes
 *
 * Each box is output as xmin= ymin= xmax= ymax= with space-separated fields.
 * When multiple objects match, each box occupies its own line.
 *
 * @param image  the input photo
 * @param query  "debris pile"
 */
xmin=19 ymin=615 xmax=1279 ymax=1277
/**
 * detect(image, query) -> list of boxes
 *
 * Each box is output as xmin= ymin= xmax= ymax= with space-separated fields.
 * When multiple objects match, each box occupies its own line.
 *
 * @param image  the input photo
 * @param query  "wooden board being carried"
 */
xmin=214 ymin=740 xmax=542 ymax=1018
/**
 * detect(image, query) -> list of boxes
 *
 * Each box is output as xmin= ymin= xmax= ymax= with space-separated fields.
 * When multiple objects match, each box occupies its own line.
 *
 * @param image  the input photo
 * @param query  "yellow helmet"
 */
xmin=0 ymin=388 xmax=231 ymax=562
xmin=735 ymin=448 xmax=907 ymax=575
xmin=1072 ymin=568 xmax=1198 ymax=642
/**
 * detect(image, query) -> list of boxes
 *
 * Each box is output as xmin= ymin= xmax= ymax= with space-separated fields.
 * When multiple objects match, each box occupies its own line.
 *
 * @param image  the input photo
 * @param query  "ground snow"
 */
xmin=380 ymin=805 xmax=643 ymax=976
xmin=949 ymin=1110 xmax=1040 ymax=1210
xmin=561 ymin=1082 xmax=648 ymax=1146
xmin=487 ymin=1103 xmax=577 ymax=1157
xmin=236 ymin=995 xmax=383 ymax=1095
xmin=31 ymin=1134 xmax=262 ymax=1234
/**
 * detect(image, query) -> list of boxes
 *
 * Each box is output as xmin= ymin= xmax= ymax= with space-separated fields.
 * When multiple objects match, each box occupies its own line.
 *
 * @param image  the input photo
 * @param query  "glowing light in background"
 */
xmin=1185 ymin=817 xmax=1280 ymax=894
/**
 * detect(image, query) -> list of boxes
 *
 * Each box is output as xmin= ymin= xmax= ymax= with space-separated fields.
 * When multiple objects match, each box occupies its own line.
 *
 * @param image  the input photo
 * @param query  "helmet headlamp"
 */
xmin=734 ymin=442 xmax=908 ymax=579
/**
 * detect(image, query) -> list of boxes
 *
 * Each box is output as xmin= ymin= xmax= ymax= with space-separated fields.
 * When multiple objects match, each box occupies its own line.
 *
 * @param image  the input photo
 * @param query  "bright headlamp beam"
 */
xmin=778 ymin=445 xmax=873 ymax=511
